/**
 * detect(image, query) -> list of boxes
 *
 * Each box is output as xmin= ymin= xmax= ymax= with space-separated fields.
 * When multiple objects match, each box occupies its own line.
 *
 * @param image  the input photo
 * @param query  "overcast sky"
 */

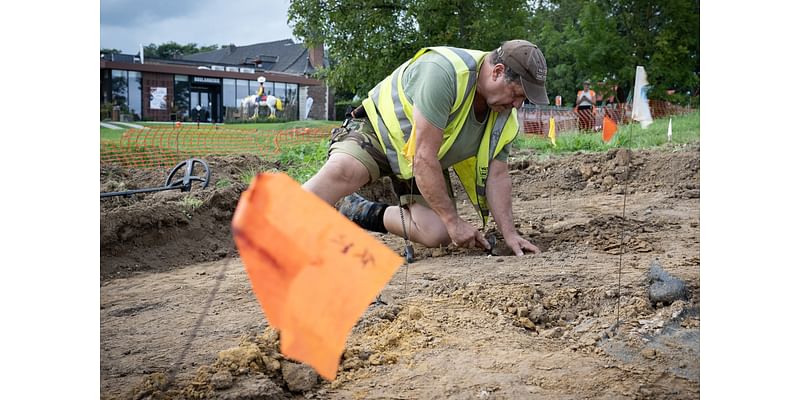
xmin=100 ymin=0 xmax=297 ymax=54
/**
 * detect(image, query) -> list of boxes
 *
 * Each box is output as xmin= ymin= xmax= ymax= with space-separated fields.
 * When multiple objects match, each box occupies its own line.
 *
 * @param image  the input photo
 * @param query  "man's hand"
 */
xmin=446 ymin=218 xmax=490 ymax=250
xmin=504 ymin=233 xmax=541 ymax=256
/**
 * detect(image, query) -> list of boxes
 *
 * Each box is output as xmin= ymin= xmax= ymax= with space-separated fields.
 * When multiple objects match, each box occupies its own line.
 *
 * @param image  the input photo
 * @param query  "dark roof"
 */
xmin=180 ymin=39 xmax=325 ymax=76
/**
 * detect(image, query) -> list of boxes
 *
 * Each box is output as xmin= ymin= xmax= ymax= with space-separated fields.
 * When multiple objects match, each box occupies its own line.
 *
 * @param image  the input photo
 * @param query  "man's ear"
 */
xmin=492 ymin=63 xmax=505 ymax=81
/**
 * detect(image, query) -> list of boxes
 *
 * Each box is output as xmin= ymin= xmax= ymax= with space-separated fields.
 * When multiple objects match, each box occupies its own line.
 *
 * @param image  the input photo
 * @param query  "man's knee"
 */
xmin=323 ymin=153 xmax=370 ymax=186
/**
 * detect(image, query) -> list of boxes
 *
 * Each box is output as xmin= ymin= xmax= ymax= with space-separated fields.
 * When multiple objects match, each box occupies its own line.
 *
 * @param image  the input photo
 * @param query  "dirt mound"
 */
xmin=101 ymin=145 xmax=700 ymax=399
xmin=100 ymin=155 xmax=279 ymax=280
xmin=509 ymin=144 xmax=699 ymax=198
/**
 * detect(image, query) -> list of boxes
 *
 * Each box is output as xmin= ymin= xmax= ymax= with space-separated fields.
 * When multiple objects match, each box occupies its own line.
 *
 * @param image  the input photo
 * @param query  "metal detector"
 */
xmin=100 ymin=158 xmax=212 ymax=199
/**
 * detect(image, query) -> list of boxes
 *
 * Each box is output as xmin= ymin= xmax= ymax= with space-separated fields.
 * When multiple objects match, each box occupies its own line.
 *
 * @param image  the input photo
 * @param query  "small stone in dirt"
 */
xmin=281 ymin=362 xmax=319 ymax=393
xmin=579 ymin=333 xmax=597 ymax=347
xmin=641 ymin=348 xmax=657 ymax=359
xmin=528 ymin=304 xmax=545 ymax=323
xmin=219 ymin=375 xmax=287 ymax=400
xmin=217 ymin=344 xmax=263 ymax=374
xmin=368 ymin=353 xmax=385 ymax=366
xmin=519 ymin=317 xmax=536 ymax=330
xmin=615 ymin=148 xmax=632 ymax=166
xmin=601 ymin=175 xmax=616 ymax=190
xmin=407 ymin=306 xmax=423 ymax=320
xmin=542 ymin=327 xmax=563 ymax=338
xmin=648 ymin=259 xmax=686 ymax=306
xmin=210 ymin=370 xmax=234 ymax=390
xmin=265 ymin=358 xmax=281 ymax=372
xmin=342 ymin=357 xmax=363 ymax=371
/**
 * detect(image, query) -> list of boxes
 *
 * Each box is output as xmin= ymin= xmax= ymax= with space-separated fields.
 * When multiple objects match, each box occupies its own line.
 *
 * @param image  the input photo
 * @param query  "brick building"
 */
xmin=100 ymin=39 xmax=332 ymax=122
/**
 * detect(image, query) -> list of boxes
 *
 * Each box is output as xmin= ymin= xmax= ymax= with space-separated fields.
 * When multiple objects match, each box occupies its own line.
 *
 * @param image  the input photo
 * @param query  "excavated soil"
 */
xmin=100 ymin=144 xmax=700 ymax=399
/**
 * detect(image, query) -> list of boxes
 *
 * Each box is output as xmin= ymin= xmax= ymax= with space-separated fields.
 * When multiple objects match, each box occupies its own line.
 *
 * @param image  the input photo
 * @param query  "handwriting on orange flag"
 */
xmin=231 ymin=172 xmax=403 ymax=381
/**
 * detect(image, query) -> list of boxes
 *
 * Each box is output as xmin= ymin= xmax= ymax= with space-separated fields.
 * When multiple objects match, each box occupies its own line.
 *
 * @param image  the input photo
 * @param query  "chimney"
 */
xmin=308 ymin=43 xmax=324 ymax=69
xmin=228 ymin=43 xmax=236 ymax=54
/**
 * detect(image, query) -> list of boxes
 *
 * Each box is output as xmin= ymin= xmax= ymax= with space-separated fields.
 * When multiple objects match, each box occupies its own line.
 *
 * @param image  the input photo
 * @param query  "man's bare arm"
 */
xmin=413 ymin=107 xmax=489 ymax=249
xmin=486 ymin=159 xmax=540 ymax=255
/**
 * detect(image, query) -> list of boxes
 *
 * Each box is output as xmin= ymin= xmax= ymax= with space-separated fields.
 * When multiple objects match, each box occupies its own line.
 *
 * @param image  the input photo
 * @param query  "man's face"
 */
xmin=583 ymin=84 xmax=590 ymax=91
xmin=483 ymin=64 xmax=527 ymax=113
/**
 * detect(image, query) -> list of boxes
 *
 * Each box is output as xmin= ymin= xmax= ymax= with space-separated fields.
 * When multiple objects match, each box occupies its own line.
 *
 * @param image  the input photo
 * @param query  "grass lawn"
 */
xmin=514 ymin=110 xmax=700 ymax=154
xmin=100 ymin=120 xmax=340 ymax=142
xmin=101 ymin=111 xmax=699 ymax=184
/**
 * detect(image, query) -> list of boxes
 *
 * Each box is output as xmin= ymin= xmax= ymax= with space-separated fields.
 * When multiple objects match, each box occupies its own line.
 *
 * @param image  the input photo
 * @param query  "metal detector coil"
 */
xmin=100 ymin=158 xmax=211 ymax=199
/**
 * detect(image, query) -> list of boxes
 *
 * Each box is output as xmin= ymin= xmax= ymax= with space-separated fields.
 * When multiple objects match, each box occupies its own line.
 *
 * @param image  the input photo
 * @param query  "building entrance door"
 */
xmin=190 ymin=87 xmax=222 ymax=123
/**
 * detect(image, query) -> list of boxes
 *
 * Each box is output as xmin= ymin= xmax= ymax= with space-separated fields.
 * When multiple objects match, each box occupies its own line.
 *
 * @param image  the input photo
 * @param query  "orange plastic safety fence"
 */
xmin=517 ymin=100 xmax=694 ymax=135
xmin=100 ymin=126 xmax=334 ymax=170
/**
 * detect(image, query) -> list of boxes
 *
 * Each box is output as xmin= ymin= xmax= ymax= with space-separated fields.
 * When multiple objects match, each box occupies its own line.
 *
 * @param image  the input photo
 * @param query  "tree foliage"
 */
xmin=142 ymin=42 xmax=220 ymax=59
xmin=515 ymin=0 xmax=698 ymax=105
xmin=288 ymin=0 xmax=699 ymax=105
xmin=288 ymin=0 xmax=532 ymax=96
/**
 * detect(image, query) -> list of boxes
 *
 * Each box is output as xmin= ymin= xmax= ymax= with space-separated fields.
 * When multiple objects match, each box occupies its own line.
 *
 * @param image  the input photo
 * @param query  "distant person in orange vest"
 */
xmin=575 ymin=80 xmax=596 ymax=131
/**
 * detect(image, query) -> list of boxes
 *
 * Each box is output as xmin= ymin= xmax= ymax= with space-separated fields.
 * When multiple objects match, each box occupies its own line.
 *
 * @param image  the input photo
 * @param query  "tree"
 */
xmin=288 ymin=0 xmax=533 ymax=97
xmin=142 ymin=42 xmax=220 ymax=59
xmin=288 ymin=0 xmax=699 ymax=105
xmin=101 ymin=48 xmax=122 ymax=54
xmin=529 ymin=0 xmax=698 ymax=105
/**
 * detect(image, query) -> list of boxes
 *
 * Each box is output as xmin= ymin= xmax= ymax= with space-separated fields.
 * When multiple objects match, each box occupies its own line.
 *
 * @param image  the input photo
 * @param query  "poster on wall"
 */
xmin=149 ymin=87 xmax=168 ymax=110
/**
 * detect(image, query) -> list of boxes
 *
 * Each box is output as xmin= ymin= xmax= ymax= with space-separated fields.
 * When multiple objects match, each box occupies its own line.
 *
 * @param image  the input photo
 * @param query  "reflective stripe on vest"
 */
xmin=364 ymin=46 xmax=484 ymax=178
xmin=363 ymin=46 xmax=520 ymax=225
xmin=455 ymin=109 xmax=517 ymax=225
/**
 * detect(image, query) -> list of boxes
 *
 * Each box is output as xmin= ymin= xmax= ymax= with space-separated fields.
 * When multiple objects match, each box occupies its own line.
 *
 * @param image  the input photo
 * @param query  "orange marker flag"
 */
xmin=231 ymin=173 xmax=403 ymax=381
xmin=602 ymin=115 xmax=618 ymax=143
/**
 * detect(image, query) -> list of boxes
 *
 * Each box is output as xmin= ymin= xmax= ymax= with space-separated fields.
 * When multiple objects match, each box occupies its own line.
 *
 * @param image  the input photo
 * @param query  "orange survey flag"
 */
xmin=602 ymin=115 xmax=618 ymax=143
xmin=231 ymin=173 xmax=403 ymax=381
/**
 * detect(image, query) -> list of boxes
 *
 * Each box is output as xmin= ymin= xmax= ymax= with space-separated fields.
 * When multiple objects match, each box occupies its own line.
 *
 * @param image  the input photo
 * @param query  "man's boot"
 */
xmin=337 ymin=193 xmax=389 ymax=233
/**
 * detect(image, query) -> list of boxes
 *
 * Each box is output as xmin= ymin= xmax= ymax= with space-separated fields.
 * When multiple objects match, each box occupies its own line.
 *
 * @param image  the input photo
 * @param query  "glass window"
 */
xmin=223 ymin=79 xmax=236 ymax=108
xmin=274 ymin=82 xmax=287 ymax=103
xmin=263 ymin=81 xmax=275 ymax=97
xmin=250 ymin=80 xmax=260 ymax=98
xmin=236 ymin=79 xmax=250 ymax=102
xmin=174 ymin=75 xmax=190 ymax=120
xmin=111 ymin=70 xmax=128 ymax=110
xmin=223 ymin=78 xmax=237 ymax=122
xmin=101 ymin=69 xmax=111 ymax=104
xmin=128 ymin=71 xmax=142 ymax=120
xmin=288 ymin=83 xmax=298 ymax=120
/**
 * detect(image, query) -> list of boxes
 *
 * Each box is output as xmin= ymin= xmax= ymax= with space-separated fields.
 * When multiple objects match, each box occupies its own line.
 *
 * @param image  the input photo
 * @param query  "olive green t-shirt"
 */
xmin=401 ymin=51 xmax=511 ymax=169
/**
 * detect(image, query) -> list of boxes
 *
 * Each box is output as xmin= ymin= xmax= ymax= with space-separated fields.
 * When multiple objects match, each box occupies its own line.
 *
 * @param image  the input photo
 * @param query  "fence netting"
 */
xmin=101 ymin=126 xmax=332 ymax=170
xmin=517 ymin=100 xmax=694 ymax=135
xmin=101 ymin=101 xmax=694 ymax=170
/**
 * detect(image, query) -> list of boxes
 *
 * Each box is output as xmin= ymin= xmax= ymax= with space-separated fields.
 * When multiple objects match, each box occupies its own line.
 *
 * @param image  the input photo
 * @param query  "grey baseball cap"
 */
xmin=498 ymin=40 xmax=549 ymax=105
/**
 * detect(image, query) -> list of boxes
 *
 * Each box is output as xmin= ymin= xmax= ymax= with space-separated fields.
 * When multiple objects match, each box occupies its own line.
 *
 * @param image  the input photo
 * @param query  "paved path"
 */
xmin=113 ymin=122 xmax=146 ymax=129
xmin=100 ymin=122 xmax=147 ymax=129
xmin=100 ymin=122 xmax=123 ymax=129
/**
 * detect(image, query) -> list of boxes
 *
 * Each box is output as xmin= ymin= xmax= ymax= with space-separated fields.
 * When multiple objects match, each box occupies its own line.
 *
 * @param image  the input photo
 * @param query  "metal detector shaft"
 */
xmin=100 ymin=186 xmax=185 ymax=198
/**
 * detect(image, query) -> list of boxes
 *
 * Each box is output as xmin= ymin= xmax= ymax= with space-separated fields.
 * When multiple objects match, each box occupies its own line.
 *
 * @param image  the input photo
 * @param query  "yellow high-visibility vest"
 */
xmin=362 ymin=46 xmax=519 ymax=226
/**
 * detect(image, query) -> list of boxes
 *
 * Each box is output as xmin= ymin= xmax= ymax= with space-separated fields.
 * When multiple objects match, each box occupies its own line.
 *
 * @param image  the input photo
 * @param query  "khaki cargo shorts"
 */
xmin=328 ymin=118 xmax=454 ymax=207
